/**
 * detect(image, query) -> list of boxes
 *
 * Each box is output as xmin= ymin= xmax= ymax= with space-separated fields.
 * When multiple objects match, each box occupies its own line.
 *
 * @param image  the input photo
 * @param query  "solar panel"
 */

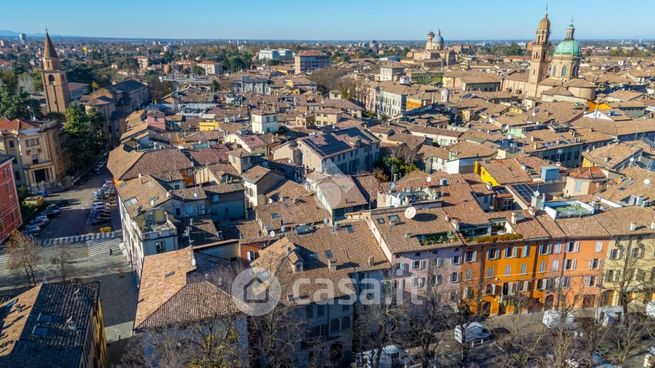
xmin=511 ymin=183 xmax=536 ymax=203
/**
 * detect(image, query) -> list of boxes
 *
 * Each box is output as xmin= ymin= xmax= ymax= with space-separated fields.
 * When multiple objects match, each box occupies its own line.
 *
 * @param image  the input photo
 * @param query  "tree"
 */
xmin=6 ymin=231 xmax=40 ymax=286
xmin=403 ymin=288 xmax=455 ymax=367
xmin=50 ymin=244 xmax=73 ymax=282
xmin=0 ymin=79 xmax=39 ymax=120
xmin=64 ymin=104 xmax=105 ymax=171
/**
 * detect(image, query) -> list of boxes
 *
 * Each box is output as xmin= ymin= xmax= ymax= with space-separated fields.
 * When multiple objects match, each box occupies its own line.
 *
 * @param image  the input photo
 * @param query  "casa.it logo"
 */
xmin=232 ymin=267 xmax=281 ymax=316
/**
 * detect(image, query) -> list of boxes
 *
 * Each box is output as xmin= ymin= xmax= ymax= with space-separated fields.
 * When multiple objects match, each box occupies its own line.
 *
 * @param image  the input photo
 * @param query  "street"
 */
xmin=37 ymin=168 xmax=120 ymax=239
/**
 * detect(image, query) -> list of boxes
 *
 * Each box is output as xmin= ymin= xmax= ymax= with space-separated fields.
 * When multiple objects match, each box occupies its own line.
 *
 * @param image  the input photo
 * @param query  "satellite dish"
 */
xmin=281 ymin=225 xmax=286 ymax=232
xmin=426 ymin=176 xmax=432 ymax=183
xmin=269 ymin=231 xmax=275 ymax=237
xmin=404 ymin=206 xmax=417 ymax=220
xmin=644 ymin=178 xmax=651 ymax=186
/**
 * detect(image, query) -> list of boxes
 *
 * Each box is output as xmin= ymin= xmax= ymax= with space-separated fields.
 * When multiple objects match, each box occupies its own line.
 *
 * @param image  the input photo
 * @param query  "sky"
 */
xmin=1 ymin=0 xmax=654 ymax=41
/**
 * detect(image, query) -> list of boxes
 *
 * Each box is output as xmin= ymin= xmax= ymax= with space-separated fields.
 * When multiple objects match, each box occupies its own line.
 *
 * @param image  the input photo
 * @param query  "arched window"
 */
xmin=341 ymin=316 xmax=351 ymax=330
xmin=561 ymin=66 xmax=568 ymax=77
xmin=47 ymin=75 xmax=55 ymax=85
xmin=552 ymin=65 xmax=557 ymax=76
xmin=330 ymin=319 xmax=340 ymax=333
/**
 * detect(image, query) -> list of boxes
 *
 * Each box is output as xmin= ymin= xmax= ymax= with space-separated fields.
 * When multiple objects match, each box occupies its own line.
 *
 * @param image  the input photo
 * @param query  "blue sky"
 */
xmin=1 ymin=0 xmax=653 ymax=40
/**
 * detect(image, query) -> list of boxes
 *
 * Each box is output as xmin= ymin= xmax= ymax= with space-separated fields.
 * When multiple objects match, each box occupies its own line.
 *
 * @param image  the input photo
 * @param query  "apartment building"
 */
xmin=0 ymin=118 xmax=69 ymax=191
xmin=295 ymin=127 xmax=380 ymax=175
xmin=294 ymin=51 xmax=330 ymax=74
xmin=0 ymin=155 xmax=21 ymax=243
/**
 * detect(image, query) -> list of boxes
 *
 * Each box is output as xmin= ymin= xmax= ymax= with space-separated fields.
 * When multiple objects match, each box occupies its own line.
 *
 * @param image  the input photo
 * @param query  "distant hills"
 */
xmin=0 ymin=30 xmax=20 ymax=37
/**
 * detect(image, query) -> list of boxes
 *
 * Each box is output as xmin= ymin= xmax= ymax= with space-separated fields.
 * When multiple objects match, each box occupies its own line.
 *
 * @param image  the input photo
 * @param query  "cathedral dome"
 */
xmin=553 ymin=24 xmax=581 ymax=57
xmin=553 ymin=39 xmax=581 ymax=57
xmin=538 ymin=14 xmax=550 ymax=30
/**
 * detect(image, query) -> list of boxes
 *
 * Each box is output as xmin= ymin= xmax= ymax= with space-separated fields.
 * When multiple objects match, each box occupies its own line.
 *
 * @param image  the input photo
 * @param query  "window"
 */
xmin=452 ymin=255 xmax=462 ymax=265
xmin=589 ymin=258 xmax=601 ymax=270
xmin=539 ymin=243 xmax=551 ymax=255
xmin=465 ymin=251 xmax=477 ymax=263
xmin=583 ymin=276 xmax=597 ymax=287
xmin=595 ymin=241 xmax=603 ymax=252
xmin=504 ymin=265 xmax=511 ymax=276
xmin=433 ymin=258 xmax=443 ymax=267
xmin=305 ymin=305 xmax=313 ymax=318
xmin=554 ymin=243 xmax=562 ymax=254
xmin=450 ymin=272 xmax=461 ymax=283
xmin=247 ymin=251 xmax=257 ymax=261
xmin=341 ymin=317 xmax=351 ymax=330
xmin=630 ymin=247 xmax=642 ymax=259
xmin=522 ymin=245 xmax=530 ymax=257
xmin=520 ymin=263 xmax=528 ymax=275
xmin=412 ymin=260 xmax=425 ymax=270
xmin=563 ymin=259 xmax=576 ymax=271
xmin=449 ymin=290 xmax=459 ymax=302
xmin=561 ymin=276 xmax=571 ymax=288
xmin=465 ymin=269 xmax=473 ymax=281
xmin=413 ymin=277 xmax=425 ymax=288
xmin=609 ymin=248 xmax=622 ymax=260
xmin=317 ymin=304 xmax=326 ymax=317
xmin=561 ymin=65 xmax=568 ymax=77
xmin=539 ymin=260 xmax=546 ymax=273
xmin=488 ymin=248 xmax=499 ymax=260
xmin=487 ymin=266 xmax=494 ymax=278
xmin=155 ymin=241 xmax=165 ymax=253
xmin=431 ymin=274 xmax=442 ymax=286
xmin=552 ymin=260 xmax=560 ymax=271
xmin=504 ymin=247 xmax=516 ymax=258
xmin=566 ymin=242 xmax=580 ymax=253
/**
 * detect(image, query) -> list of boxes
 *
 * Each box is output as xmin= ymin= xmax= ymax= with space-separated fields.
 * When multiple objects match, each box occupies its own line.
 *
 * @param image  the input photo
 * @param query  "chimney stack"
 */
xmin=328 ymin=259 xmax=337 ymax=271
xmin=629 ymin=222 xmax=637 ymax=231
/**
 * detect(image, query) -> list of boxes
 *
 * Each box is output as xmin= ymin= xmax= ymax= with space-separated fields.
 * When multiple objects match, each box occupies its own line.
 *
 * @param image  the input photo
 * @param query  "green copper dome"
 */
xmin=554 ymin=23 xmax=581 ymax=57
xmin=554 ymin=39 xmax=582 ymax=57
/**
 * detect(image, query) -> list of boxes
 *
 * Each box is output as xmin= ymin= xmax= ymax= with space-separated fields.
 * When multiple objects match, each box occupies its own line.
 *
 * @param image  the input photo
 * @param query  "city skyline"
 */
xmin=1 ymin=0 xmax=654 ymax=41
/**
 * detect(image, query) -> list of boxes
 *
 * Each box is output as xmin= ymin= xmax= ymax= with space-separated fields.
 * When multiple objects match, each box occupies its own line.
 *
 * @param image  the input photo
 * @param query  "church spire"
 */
xmin=44 ymin=29 xmax=58 ymax=59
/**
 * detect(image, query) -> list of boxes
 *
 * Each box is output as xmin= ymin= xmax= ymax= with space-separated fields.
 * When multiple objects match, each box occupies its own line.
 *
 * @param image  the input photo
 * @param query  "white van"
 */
xmin=595 ymin=306 xmax=623 ymax=326
xmin=647 ymin=301 xmax=655 ymax=319
xmin=543 ymin=309 xmax=578 ymax=329
xmin=454 ymin=322 xmax=492 ymax=345
xmin=355 ymin=345 xmax=412 ymax=368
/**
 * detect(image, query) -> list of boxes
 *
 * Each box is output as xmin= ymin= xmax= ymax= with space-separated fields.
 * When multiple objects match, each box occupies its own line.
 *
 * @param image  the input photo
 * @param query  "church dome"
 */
xmin=553 ymin=39 xmax=581 ymax=57
xmin=435 ymin=29 xmax=444 ymax=45
xmin=554 ymin=23 xmax=581 ymax=57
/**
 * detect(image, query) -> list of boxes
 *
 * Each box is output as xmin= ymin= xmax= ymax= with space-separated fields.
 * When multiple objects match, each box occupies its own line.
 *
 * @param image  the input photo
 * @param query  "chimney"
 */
xmin=328 ymin=259 xmax=337 ymax=271
xmin=651 ymin=221 xmax=655 ymax=230
xmin=367 ymin=256 xmax=374 ymax=267
xmin=629 ymin=222 xmax=637 ymax=231
xmin=511 ymin=212 xmax=518 ymax=225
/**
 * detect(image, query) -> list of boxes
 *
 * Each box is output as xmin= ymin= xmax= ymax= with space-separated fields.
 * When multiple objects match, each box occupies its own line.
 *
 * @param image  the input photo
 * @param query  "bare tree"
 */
xmin=6 ymin=231 xmax=40 ymax=286
xmin=248 ymin=302 xmax=303 ymax=368
xmin=50 ymin=244 xmax=73 ymax=282
xmin=353 ymin=283 xmax=406 ymax=368
xmin=403 ymin=288 xmax=455 ymax=367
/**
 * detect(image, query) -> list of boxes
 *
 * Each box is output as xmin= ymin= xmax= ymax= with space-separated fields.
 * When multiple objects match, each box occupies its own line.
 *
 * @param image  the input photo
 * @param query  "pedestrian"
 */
xmin=109 ymin=248 xmax=113 ymax=256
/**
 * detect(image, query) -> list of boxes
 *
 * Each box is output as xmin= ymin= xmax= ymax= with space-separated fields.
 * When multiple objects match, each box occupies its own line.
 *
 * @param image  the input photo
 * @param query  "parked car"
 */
xmin=454 ymin=322 xmax=492 ymax=346
xmin=355 ymin=345 xmax=412 ymax=368
xmin=92 ymin=217 xmax=111 ymax=225
xmin=35 ymin=214 xmax=49 ymax=223
xmin=543 ymin=310 xmax=578 ymax=330
xmin=595 ymin=306 xmax=623 ymax=326
xmin=45 ymin=204 xmax=61 ymax=216
xmin=30 ymin=218 xmax=48 ymax=227
xmin=24 ymin=225 xmax=41 ymax=235
xmin=647 ymin=301 xmax=655 ymax=319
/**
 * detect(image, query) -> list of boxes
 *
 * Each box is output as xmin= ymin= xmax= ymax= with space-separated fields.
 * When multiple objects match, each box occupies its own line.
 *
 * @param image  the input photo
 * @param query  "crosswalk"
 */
xmin=87 ymin=238 xmax=123 ymax=257
xmin=0 ymin=252 xmax=7 ymax=269
xmin=39 ymin=230 xmax=122 ymax=247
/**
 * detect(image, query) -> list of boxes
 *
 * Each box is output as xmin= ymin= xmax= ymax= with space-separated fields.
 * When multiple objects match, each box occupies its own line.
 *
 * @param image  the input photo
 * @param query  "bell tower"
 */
xmin=528 ymin=10 xmax=551 ymax=86
xmin=41 ymin=30 xmax=69 ymax=115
